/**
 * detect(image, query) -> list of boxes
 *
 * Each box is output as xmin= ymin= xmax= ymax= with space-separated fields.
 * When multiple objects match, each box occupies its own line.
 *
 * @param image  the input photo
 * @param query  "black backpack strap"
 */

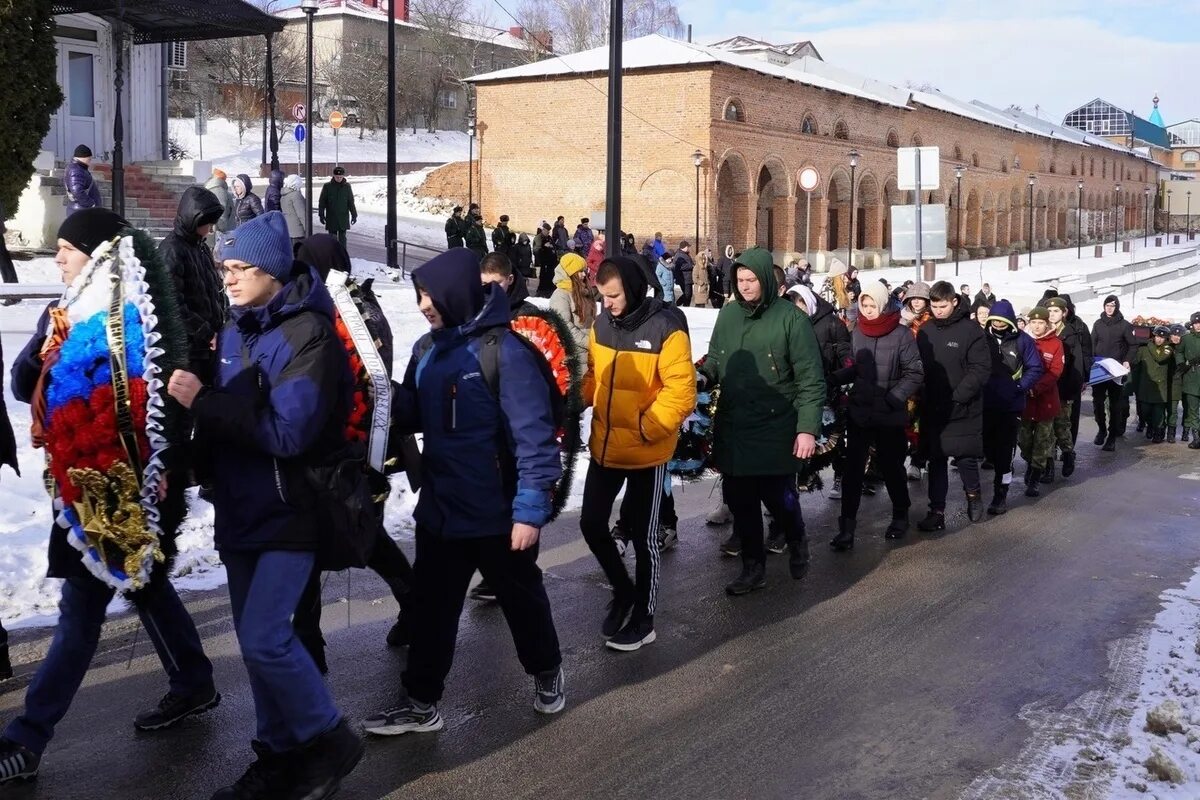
xmin=478 ymin=325 xmax=508 ymax=401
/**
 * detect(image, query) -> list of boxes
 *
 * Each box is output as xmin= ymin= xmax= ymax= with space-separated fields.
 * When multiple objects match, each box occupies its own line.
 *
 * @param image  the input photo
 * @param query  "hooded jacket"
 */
xmin=232 ymin=174 xmax=264 ymax=226
xmin=1092 ymin=295 xmax=1136 ymax=363
xmin=583 ymin=256 xmax=695 ymax=470
xmin=491 ymin=222 xmax=515 ymax=256
xmin=265 ymin=169 xmax=285 ymax=213
xmin=832 ymin=309 xmax=923 ymax=428
xmin=398 ymin=249 xmax=561 ymax=536
xmin=700 ymin=249 xmax=826 ymax=476
xmin=505 ymin=267 xmax=538 ymax=317
xmin=655 ymin=257 xmax=675 ymax=302
xmin=192 ymin=264 xmax=351 ymax=552
xmin=549 ymin=255 xmax=592 ymax=352
xmin=1058 ymin=294 xmax=1093 ymax=397
xmin=982 ymin=300 xmax=1043 ymax=414
xmin=575 ymin=223 xmax=594 ymax=255
xmin=280 ymin=175 xmax=308 ymax=239
xmin=916 ymin=301 xmax=990 ymax=458
xmin=204 ymin=175 xmax=237 ymax=232
xmin=809 ymin=295 xmax=852 ymax=378
xmin=1023 ymin=327 xmax=1065 ymax=422
xmin=157 ymin=186 xmax=228 ymax=377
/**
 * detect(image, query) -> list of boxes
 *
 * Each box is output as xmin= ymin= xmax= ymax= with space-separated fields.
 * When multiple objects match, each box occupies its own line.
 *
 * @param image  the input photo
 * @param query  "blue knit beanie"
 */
xmin=218 ymin=211 xmax=293 ymax=281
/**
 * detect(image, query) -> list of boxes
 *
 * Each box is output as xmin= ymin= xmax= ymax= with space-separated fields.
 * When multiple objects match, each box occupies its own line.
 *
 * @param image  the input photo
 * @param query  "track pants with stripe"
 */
xmin=580 ymin=461 xmax=665 ymax=623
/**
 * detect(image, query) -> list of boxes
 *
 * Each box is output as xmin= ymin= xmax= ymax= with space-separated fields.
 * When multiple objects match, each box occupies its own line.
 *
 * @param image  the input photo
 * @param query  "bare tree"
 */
xmin=321 ymin=38 xmax=391 ymax=139
xmin=193 ymin=33 xmax=303 ymax=143
xmin=514 ymin=0 xmax=683 ymax=55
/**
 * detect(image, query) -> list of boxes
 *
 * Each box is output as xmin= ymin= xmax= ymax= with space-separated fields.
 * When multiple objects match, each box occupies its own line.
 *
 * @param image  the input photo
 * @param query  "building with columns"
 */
xmin=466 ymin=34 xmax=1160 ymax=270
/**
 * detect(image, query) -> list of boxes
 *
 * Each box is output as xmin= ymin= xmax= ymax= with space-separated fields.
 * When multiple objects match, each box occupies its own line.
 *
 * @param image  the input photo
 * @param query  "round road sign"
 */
xmin=294 ymin=123 xmax=306 ymax=143
xmin=291 ymin=103 xmax=306 ymax=122
xmin=799 ymin=166 xmax=820 ymax=193
xmin=329 ymin=110 xmax=345 ymax=130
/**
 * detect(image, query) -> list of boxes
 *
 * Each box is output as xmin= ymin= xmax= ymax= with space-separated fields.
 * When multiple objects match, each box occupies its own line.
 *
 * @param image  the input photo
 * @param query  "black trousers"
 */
xmin=580 ymin=461 xmax=665 ymax=620
xmin=724 ymin=474 xmax=805 ymax=565
xmin=293 ymin=527 xmax=414 ymax=648
xmin=679 ymin=280 xmax=693 ymax=308
xmin=0 ymin=238 xmax=17 ymax=284
xmin=927 ymin=455 xmax=981 ymax=512
xmin=982 ymin=410 xmax=1020 ymax=487
xmin=618 ymin=481 xmax=676 ymax=529
xmin=1093 ymin=381 xmax=1127 ymax=436
xmin=402 ymin=528 xmax=560 ymax=705
xmin=841 ymin=422 xmax=909 ymax=521
xmin=1070 ymin=390 xmax=1083 ymax=444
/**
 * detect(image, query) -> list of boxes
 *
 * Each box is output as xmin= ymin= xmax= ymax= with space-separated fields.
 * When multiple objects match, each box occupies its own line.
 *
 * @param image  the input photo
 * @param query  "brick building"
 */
xmin=466 ymin=34 xmax=1160 ymax=270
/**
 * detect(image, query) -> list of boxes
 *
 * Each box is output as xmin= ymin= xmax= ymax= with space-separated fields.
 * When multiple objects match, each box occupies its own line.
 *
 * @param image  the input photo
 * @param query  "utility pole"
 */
xmin=605 ymin=0 xmax=623 ymax=257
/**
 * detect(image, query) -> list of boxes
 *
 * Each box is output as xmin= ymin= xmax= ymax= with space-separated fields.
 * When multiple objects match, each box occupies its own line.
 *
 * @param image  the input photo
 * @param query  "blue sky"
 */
xmin=674 ymin=0 xmax=1200 ymax=123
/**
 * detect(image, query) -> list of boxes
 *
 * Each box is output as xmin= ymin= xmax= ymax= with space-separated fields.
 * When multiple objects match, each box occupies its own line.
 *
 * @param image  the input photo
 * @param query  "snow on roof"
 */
xmin=275 ymin=1 xmax=533 ymax=52
xmin=972 ymin=101 xmax=1157 ymax=162
xmin=466 ymin=34 xmax=909 ymax=109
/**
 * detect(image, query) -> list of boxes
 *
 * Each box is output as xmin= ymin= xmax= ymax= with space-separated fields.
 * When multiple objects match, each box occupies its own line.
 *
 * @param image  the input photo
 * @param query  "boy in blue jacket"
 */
xmin=364 ymin=248 xmax=565 ymax=737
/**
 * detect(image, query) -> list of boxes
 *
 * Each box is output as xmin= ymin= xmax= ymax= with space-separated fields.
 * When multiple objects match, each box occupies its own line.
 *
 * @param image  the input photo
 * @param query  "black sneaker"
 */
xmin=606 ymin=617 xmax=656 ymax=652
xmin=765 ymin=529 xmax=788 ymax=554
xmin=363 ymin=701 xmax=444 ymax=736
xmin=468 ymin=580 xmax=497 ymax=602
xmin=386 ymin=613 xmax=412 ymax=648
xmin=916 ymin=511 xmax=945 ymax=532
xmin=602 ymin=596 xmax=634 ymax=639
xmin=1060 ymin=450 xmax=1076 ymax=478
xmin=965 ymin=490 xmax=984 ymax=522
xmin=0 ymin=738 xmax=39 ymax=785
xmin=719 ymin=533 xmax=741 ymax=557
xmin=289 ymin=719 xmax=363 ymax=800
xmin=135 ymin=686 xmax=221 ymax=731
xmin=533 ymin=667 xmax=566 ymax=714
xmin=657 ymin=525 xmax=679 ymax=552
xmin=211 ymin=741 xmax=290 ymax=800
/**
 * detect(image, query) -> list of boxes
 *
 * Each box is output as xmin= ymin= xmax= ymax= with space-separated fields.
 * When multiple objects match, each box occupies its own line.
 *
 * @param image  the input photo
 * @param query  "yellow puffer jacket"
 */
xmin=583 ymin=301 xmax=696 ymax=469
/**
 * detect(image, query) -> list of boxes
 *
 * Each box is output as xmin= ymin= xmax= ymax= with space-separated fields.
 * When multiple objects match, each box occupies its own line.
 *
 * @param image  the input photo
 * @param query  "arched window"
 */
xmin=911 ymin=133 xmax=923 ymax=147
xmin=953 ymin=144 xmax=963 ymax=162
xmin=834 ymin=120 xmax=849 ymax=140
xmin=971 ymin=152 xmax=980 ymax=167
xmin=1102 ymin=159 xmax=1107 ymax=179
xmin=1049 ymin=161 xmax=1057 ymax=174
xmin=1000 ymin=158 xmax=1009 ymax=173
xmin=886 ymin=129 xmax=899 ymax=147
xmin=1090 ymin=158 xmax=1095 ymax=177
xmin=801 ymin=115 xmax=817 ymax=135
xmin=723 ymin=99 xmax=745 ymax=123
xmin=1070 ymin=163 xmax=1077 ymax=176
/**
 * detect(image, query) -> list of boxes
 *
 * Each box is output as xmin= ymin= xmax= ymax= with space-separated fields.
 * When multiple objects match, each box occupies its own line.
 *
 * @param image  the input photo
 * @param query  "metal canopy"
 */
xmin=51 ymin=0 xmax=283 ymax=44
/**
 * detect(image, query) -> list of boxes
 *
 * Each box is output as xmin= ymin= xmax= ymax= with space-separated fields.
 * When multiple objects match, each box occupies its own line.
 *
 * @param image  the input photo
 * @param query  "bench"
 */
xmin=0 ymin=283 xmax=62 ymax=301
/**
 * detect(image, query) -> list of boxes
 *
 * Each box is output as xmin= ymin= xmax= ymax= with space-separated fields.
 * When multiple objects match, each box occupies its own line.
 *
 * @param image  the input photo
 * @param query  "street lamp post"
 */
xmin=848 ymin=150 xmax=859 ymax=270
xmin=1114 ymin=184 xmax=1121 ymax=253
xmin=693 ymin=149 xmax=703 ymax=255
xmin=1028 ymin=175 xmax=1035 ymax=267
xmin=1144 ymin=186 xmax=1151 ymax=247
xmin=1188 ymin=191 xmax=1193 ymax=240
xmin=1167 ymin=189 xmax=1173 ymax=239
xmin=954 ymin=166 xmax=963 ymax=277
xmin=1077 ymin=180 xmax=1084 ymax=259
xmin=467 ymin=116 xmax=475 ymax=208
xmin=301 ymin=0 xmax=318 ymax=237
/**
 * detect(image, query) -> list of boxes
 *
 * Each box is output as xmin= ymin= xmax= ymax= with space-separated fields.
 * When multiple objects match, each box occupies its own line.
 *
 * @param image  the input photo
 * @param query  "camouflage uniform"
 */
xmin=1018 ymin=418 xmax=1056 ymax=471
xmin=1053 ymin=399 xmax=1074 ymax=455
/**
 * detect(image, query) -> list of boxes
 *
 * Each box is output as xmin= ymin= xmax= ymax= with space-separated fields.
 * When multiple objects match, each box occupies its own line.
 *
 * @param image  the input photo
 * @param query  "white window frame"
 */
xmin=167 ymin=41 xmax=187 ymax=71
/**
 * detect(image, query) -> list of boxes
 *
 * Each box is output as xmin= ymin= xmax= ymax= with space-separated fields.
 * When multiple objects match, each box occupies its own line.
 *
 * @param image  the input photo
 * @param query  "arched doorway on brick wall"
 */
xmin=857 ymin=173 xmax=881 ymax=249
xmin=756 ymin=160 xmax=789 ymax=252
xmin=826 ymin=170 xmax=851 ymax=253
xmin=981 ymin=192 xmax=996 ymax=250
xmin=1010 ymin=187 xmax=1025 ymax=247
xmin=1035 ymin=189 xmax=1047 ymax=248
xmin=995 ymin=193 xmax=1009 ymax=249
xmin=716 ymin=153 xmax=751 ymax=251
xmin=966 ymin=188 xmax=981 ymax=252
xmin=882 ymin=177 xmax=901 ymax=251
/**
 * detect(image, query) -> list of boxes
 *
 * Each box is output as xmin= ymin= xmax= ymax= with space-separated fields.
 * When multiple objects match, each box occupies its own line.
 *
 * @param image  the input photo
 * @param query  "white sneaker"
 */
xmin=705 ymin=504 xmax=732 ymax=525
xmin=827 ymin=478 xmax=842 ymax=499
xmin=907 ymin=465 xmax=923 ymax=481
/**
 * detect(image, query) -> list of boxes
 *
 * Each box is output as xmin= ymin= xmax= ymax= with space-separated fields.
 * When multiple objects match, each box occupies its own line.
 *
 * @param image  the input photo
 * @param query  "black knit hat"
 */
xmin=1191 ymin=312 xmax=1200 ymax=326
xmin=73 ymin=144 xmax=92 ymax=158
xmin=56 ymin=208 xmax=129 ymax=255
xmin=332 ymin=166 xmax=346 ymax=176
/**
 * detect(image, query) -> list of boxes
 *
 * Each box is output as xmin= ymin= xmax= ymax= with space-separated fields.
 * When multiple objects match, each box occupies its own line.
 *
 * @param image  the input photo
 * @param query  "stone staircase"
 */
xmin=46 ymin=161 xmax=203 ymax=241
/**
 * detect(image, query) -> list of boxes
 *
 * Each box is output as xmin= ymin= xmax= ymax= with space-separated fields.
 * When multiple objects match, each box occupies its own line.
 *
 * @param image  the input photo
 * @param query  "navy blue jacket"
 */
xmin=192 ymin=265 xmax=351 ymax=552
xmin=398 ymin=251 xmax=560 ymax=538
xmin=64 ymin=160 xmax=101 ymax=213
xmin=983 ymin=300 xmax=1044 ymax=413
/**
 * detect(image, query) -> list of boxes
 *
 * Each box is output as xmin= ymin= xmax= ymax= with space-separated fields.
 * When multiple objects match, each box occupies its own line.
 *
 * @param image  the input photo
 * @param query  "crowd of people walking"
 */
xmin=2 ymin=180 xmax=1198 ymax=799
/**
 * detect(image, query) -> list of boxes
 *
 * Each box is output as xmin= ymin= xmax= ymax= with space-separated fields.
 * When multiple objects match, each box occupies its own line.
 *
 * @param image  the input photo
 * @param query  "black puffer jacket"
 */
xmin=916 ymin=304 xmax=990 ymax=458
xmin=809 ymin=295 xmax=852 ymax=378
xmin=1092 ymin=295 xmax=1136 ymax=363
xmin=233 ymin=174 xmax=264 ymax=226
xmin=0 ymin=339 xmax=17 ymax=477
xmin=158 ymin=186 xmax=228 ymax=378
xmin=833 ymin=313 xmax=923 ymax=428
xmin=1060 ymin=294 xmax=1093 ymax=396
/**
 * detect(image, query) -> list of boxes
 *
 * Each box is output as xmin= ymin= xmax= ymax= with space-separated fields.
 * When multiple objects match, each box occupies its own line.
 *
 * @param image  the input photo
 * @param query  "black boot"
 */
xmin=725 ymin=560 xmax=767 ymax=596
xmin=965 ymin=489 xmax=984 ymax=522
xmin=1040 ymin=460 xmax=1056 ymax=484
xmin=1137 ymin=418 xmax=1146 ymax=433
xmin=1102 ymin=434 xmax=1117 ymax=452
xmin=288 ymin=720 xmax=364 ymax=800
xmin=916 ymin=510 xmax=945 ymax=532
xmin=829 ymin=518 xmax=856 ymax=551
xmin=1060 ymin=450 xmax=1076 ymax=478
xmin=1191 ymin=437 xmax=1200 ymax=450
xmin=1182 ymin=427 xmax=1191 ymax=443
xmin=884 ymin=509 xmax=909 ymax=540
xmin=1153 ymin=426 xmax=1166 ymax=444
xmin=987 ymin=484 xmax=1009 ymax=516
xmin=1025 ymin=468 xmax=1042 ymax=497
xmin=1093 ymin=427 xmax=1107 ymax=446
xmin=1168 ymin=426 xmax=1177 ymax=444
xmin=787 ymin=534 xmax=810 ymax=579
xmin=211 ymin=741 xmax=294 ymax=800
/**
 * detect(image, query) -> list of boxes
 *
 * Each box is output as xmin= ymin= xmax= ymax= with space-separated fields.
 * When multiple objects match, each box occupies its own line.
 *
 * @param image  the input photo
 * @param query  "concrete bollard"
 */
xmin=1007 ymin=253 xmax=1019 ymax=271
xmin=923 ymin=260 xmax=937 ymax=281
xmin=1122 ymin=241 xmax=1131 ymax=253
xmin=1094 ymin=245 xmax=1104 ymax=258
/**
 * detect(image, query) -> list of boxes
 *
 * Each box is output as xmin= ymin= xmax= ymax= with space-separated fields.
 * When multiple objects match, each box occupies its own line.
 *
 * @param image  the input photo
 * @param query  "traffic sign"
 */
xmin=294 ymin=123 xmax=306 ymax=143
xmin=798 ymin=166 xmax=820 ymax=193
xmin=898 ymin=147 xmax=940 ymax=191
xmin=329 ymin=110 xmax=345 ymax=130
xmin=890 ymin=204 xmax=948 ymax=261
xmin=291 ymin=103 xmax=306 ymax=122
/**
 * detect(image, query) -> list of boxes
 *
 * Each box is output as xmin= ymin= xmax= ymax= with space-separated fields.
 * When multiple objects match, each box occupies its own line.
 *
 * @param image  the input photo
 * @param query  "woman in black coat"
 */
xmin=829 ymin=283 xmax=923 ymax=550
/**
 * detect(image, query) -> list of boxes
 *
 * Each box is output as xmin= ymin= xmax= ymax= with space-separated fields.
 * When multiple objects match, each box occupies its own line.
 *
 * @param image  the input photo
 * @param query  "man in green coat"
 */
xmin=318 ymin=166 xmax=357 ymax=247
xmin=699 ymin=248 xmax=825 ymax=596
xmin=1178 ymin=312 xmax=1200 ymax=448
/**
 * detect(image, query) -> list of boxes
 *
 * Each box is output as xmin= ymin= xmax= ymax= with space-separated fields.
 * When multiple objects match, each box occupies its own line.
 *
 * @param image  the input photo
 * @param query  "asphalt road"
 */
xmin=345 ymin=213 xmax=444 ymax=275
xmin=3 ymin=414 xmax=1200 ymax=800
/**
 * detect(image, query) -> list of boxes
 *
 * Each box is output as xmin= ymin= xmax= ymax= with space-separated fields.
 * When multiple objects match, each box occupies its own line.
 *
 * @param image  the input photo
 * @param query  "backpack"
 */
xmin=413 ymin=306 xmax=583 ymax=522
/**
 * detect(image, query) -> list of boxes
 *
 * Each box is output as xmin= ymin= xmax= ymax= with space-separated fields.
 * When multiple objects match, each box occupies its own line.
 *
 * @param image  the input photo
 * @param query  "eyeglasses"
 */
xmin=220 ymin=263 xmax=259 ymax=280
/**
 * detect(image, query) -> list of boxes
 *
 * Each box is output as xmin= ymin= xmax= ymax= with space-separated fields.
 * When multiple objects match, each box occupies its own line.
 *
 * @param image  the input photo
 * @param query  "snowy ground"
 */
xmin=167 ymin=116 xmax=468 ymax=178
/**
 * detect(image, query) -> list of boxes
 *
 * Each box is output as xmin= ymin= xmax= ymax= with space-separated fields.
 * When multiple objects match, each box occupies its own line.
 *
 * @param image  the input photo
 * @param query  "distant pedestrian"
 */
xmin=576 ymin=218 xmax=594 ymax=255
xmin=318 ymin=166 xmax=357 ymax=248
xmin=491 ymin=214 xmax=515 ymax=256
xmin=534 ymin=223 xmax=557 ymax=297
xmin=585 ymin=232 xmax=606 ymax=284
xmin=621 ymin=232 xmax=638 ymax=257
xmin=652 ymin=232 xmax=667 ymax=259
xmin=204 ymin=168 xmax=237 ymax=234
xmin=552 ymin=215 xmax=569 ymax=254
xmin=265 ymin=168 xmax=284 ymax=213
xmin=673 ymin=241 xmax=695 ymax=307
xmin=1019 ymin=307 xmax=1065 ymax=494
xmin=63 ymin=144 xmax=101 ymax=215
xmin=655 ymin=252 xmax=675 ymax=304
xmin=231 ymin=173 xmax=263 ymax=226
xmin=280 ymin=174 xmax=309 ymax=246
xmin=445 ymin=206 xmax=465 ymax=249
xmin=550 ymin=253 xmax=595 ymax=353
xmin=974 ymin=283 xmax=996 ymax=307
xmin=464 ymin=205 xmax=488 ymax=259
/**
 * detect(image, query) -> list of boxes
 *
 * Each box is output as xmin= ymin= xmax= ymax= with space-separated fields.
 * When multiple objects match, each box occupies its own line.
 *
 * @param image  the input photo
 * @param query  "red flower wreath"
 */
xmin=333 ymin=313 xmax=371 ymax=443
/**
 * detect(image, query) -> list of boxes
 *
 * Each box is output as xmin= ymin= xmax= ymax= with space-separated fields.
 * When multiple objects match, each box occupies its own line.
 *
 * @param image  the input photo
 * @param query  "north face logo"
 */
xmin=946 ymin=342 xmax=960 ymax=348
